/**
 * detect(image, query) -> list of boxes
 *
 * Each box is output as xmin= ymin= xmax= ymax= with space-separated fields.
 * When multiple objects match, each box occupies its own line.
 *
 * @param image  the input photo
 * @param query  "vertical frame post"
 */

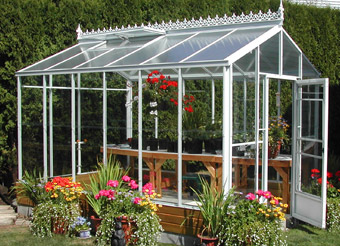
xmin=17 ymin=77 xmax=23 ymax=180
xmin=177 ymin=68 xmax=183 ymax=206
xmin=43 ymin=76 xmax=48 ymax=180
xmin=77 ymin=73 xmax=82 ymax=171
xmin=138 ymin=71 xmax=143 ymax=192
xmin=211 ymin=79 xmax=215 ymax=124
xmin=261 ymin=76 xmax=269 ymax=192
xmin=49 ymin=75 xmax=54 ymax=177
xmin=222 ymin=66 xmax=233 ymax=193
xmin=103 ymin=72 xmax=107 ymax=166
xmin=71 ymin=74 xmax=76 ymax=181
xmin=254 ymin=47 xmax=260 ymax=193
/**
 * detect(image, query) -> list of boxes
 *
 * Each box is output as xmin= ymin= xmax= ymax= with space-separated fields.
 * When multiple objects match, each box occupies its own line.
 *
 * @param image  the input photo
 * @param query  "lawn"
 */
xmin=0 ymin=223 xmax=339 ymax=246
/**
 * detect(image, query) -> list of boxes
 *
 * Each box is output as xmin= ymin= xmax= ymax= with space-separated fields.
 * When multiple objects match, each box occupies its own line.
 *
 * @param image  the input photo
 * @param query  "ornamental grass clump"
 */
xmin=219 ymin=190 xmax=288 ymax=246
xmin=94 ymin=176 xmax=163 ymax=246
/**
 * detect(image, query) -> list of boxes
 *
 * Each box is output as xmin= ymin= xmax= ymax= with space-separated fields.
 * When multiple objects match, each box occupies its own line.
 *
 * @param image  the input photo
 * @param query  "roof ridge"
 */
xmin=77 ymin=8 xmax=283 ymax=39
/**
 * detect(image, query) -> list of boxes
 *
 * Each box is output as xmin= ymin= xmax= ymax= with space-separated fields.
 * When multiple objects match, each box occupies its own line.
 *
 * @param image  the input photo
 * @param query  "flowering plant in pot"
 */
xmin=268 ymin=116 xmax=289 ymax=158
xmin=71 ymin=216 xmax=91 ymax=238
xmin=30 ymin=176 xmax=83 ymax=237
xmin=94 ymin=176 xmax=163 ymax=246
xmin=219 ymin=190 xmax=288 ymax=245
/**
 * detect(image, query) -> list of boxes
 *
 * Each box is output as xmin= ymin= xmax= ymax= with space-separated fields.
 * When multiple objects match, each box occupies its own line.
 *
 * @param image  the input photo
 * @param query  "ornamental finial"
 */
xmin=76 ymin=24 xmax=82 ymax=39
xmin=279 ymin=0 xmax=284 ymax=19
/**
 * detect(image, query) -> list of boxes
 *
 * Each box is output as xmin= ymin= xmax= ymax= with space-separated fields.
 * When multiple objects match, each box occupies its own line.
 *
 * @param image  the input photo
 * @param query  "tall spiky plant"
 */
xmin=85 ymin=155 xmax=128 ymax=216
xmin=192 ymin=176 xmax=235 ymax=238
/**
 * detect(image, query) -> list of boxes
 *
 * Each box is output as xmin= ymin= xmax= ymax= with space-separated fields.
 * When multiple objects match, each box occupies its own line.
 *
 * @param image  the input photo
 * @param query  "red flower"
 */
xmin=160 ymin=75 xmax=165 ymax=79
xmin=335 ymin=171 xmax=340 ymax=177
xmin=311 ymin=169 xmax=320 ymax=174
xmin=311 ymin=173 xmax=320 ymax=178
xmin=318 ymin=178 xmax=329 ymax=184
xmin=327 ymin=172 xmax=333 ymax=178
xmin=151 ymin=77 xmax=159 ymax=83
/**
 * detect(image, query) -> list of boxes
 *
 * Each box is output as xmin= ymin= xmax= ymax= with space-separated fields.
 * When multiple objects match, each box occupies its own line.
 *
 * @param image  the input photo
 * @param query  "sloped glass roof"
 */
xmin=16 ymin=7 xmax=320 ymax=80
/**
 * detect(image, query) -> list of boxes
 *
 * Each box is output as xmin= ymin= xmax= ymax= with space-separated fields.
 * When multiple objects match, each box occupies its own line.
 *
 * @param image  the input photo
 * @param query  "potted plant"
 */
xmin=191 ymin=176 xmax=235 ymax=245
xmin=71 ymin=216 xmax=91 ymax=238
xmin=183 ymin=105 xmax=206 ymax=154
xmin=94 ymin=177 xmax=163 ymax=246
xmin=268 ymin=116 xmax=290 ymax=159
xmin=29 ymin=176 xmax=83 ymax=237
xmin=84 ymin=155 xmax=127 ymax=232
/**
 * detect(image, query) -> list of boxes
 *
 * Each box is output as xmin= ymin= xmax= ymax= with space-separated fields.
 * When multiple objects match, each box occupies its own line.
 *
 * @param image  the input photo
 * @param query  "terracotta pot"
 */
xmin=120 ymin=216 xmax=137 ymax=244
xmin=197 ymin=234 xmax=219 ymax=246
xmin=90 ymin=215 xmax=102 ymax=233
xmin=52 ymin=217 xmax=67 ymax=234
xmin=269 ymin=141 xmax=282 ymax=159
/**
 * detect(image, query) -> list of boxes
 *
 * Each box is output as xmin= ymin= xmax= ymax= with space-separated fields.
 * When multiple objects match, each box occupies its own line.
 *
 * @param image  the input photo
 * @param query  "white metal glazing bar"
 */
xmin=17 ymin=77 xmax=23 ymax=180
xmin=254 ymin=47 xmax=260 ymax=193
xmin=261 ymin=76 xmax=269 ymax=192
xmin=177 ymin=68 xmax=183 ymax=206
xmin=138 ymin=70 xmax=143 ymax=193
xmin=49 ymin=75 xmax=54 ymax=177
xmin=43 ymin=76 xmax=48 ymax=180
xmin=103 ymin=72 xmax=108 ymax=166
xmin=71 ymin=74 xmax=76 ymax=181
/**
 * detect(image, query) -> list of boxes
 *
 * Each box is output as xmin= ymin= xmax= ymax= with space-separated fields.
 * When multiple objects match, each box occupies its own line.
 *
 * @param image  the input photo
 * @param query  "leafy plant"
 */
xmin=11 ymin=170 xmax=49 ymax=205
xmin=85 ymin=155 xmax=127 ymax=216
xmin=191 ymin=176 xmax=235 ymax=238
xmin=219 ymin=190 xmax=288 ymax=245
xmin=94 ymin=178 xmax=163 ymax=246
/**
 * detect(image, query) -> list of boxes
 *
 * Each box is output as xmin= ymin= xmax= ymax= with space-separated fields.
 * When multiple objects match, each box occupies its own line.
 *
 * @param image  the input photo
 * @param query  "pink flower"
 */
xmin=122 ymin=176 xmax=131 ymax=182
xmin=245 ymin=193 xmax=256 ymax=200
xmin=142 ymin=183 xmax=155 ymax=195
xmin=263 ymin=191 xmax=272 ymax=199
xmin=129 ymin=180 xmax=138 ymax=189
xmin=133 ymin=197 xmax=142 ymax=204
xmin=107 ymin=180 xmax=119 ymax=187
xmin=256 ymin=190 xmax=264 ymax=196
xmin=95 ymin=194 xmax=100 ymax=200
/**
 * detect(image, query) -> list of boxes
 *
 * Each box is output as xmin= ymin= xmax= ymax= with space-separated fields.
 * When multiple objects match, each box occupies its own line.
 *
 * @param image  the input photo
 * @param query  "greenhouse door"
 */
xmin=291 ymin=78 xmax=329 ymax=228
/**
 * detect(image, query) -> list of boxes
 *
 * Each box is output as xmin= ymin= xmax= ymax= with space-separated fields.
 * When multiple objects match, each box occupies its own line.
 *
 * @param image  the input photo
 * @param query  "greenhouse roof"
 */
xmin=16 ymin=5 xmax=319 ymax=80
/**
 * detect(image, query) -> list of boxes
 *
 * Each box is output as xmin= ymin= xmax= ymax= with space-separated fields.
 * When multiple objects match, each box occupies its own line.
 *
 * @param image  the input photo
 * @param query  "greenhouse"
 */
xmin=16 ymin=3 xmax=329 ymax=229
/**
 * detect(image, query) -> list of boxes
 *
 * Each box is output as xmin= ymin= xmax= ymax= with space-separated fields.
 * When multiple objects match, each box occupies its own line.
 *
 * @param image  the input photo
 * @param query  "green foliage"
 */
xmin=191 ymin=176 xmax=235 ymax=238
xmin=30 ymin=201 xmax=81 ymax=237
xmin=11 ymin=170 xmax=50 ymax=205
xmin=85 ymin=155 xmax=127 ymax=215
xmin=326 ymin=198 xmax=340 ymax=232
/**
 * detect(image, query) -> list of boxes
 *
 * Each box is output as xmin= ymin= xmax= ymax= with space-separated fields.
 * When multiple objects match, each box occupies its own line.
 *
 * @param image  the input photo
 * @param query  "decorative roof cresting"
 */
xmin=76 ymin=5 xmax=284 ymax=40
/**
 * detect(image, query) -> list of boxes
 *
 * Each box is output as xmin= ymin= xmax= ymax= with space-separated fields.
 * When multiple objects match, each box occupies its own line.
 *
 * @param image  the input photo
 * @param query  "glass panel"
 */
xmin=145 ymin=31 xmax=230 ymax=64
xmin=186 ymin=27 xmax=270 ymax=62
xmin=302 ymin=54 xmax=320 ymax=79
xmin=234 ymin=51 xmax=255 ymax=74
xmin=21 ymin=76 xmax=43 ymax=86
xmin=80 ymin=72 xmax=102 ymax=88
xmin=78 ymin=47 xmax=138 ymax=68
xmin=301 ymin=140 xmax=322 ymax=157
xmin=111 ymin=34 xmax=192 ymax=66
xmin=300 ymin=156 xmax=322 ymax=196
xmin=22 ymin=88 xmax=44 ymax=173
xmin=52 ymin=88 xmax=72 ymax=176
xmin=260 ymin=33 xmax=279 ymax=74
xmin=25 ymin=42 xmax=102 ymax=71
xmin=301 ymin=100 xmax=322 ymax=140
xmin=301 ymin=85 xmax=323 ymax=99
xmin=283 ymin=34 xmax=300 ymax=76
xmin=52 ymin=50 xmax=109 ymax=70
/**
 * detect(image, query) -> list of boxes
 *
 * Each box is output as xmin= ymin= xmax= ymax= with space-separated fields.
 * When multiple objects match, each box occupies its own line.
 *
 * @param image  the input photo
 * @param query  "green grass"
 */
xmin=0 ymin=225 xmax=176 ymax=246
xmin=1 ymin=224 xmax=340 ymax=246
xmin=286 ymin=223 xmax=339 ymax=246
